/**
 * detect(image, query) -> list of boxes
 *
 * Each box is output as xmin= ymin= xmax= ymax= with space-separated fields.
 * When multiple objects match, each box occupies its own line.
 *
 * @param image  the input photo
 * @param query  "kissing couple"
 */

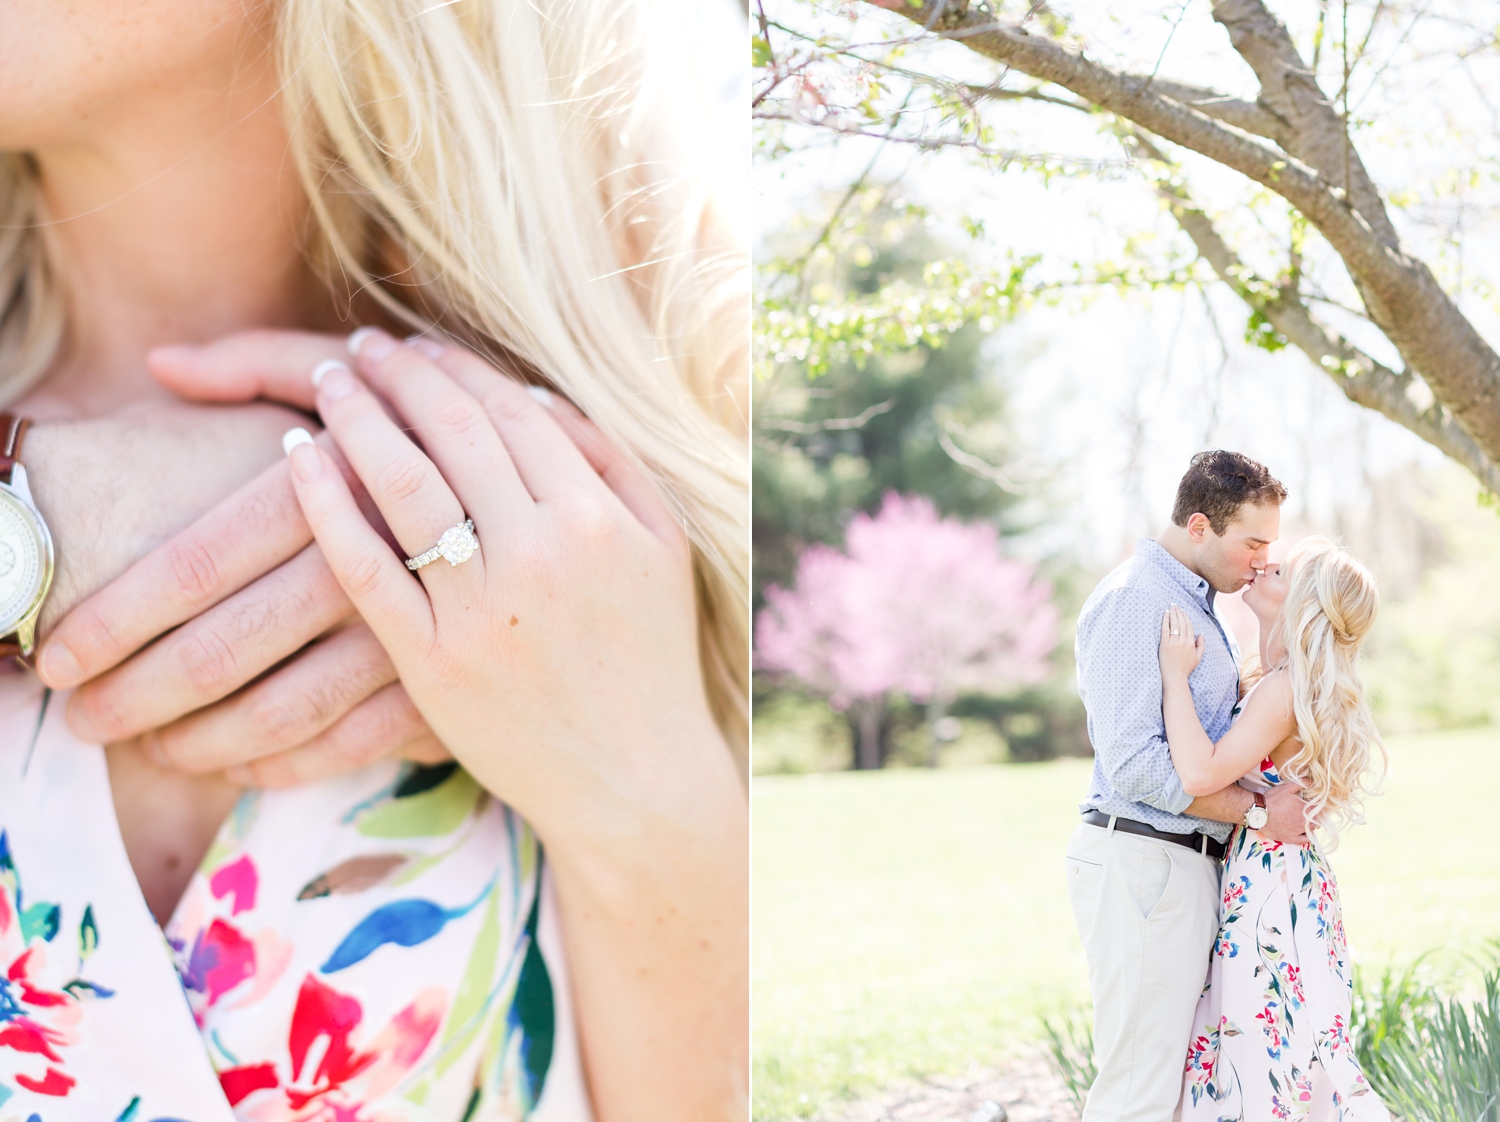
xmin=1065 ymin=451 xmax=1390 ymax=1120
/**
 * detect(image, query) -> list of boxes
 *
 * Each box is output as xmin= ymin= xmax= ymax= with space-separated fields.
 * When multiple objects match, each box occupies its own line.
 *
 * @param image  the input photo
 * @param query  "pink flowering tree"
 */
xmin=757 ymin=492 xmax=1059 ymax=768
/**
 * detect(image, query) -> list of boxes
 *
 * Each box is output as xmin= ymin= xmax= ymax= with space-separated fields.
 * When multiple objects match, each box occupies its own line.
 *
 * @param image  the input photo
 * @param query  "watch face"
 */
xmin=0 ymin=490 xmax=46 ymax=633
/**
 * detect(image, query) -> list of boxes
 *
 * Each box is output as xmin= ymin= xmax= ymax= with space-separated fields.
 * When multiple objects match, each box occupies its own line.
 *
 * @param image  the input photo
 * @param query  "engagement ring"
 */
xmin=407 ymin=519 xmax=479 ymax=570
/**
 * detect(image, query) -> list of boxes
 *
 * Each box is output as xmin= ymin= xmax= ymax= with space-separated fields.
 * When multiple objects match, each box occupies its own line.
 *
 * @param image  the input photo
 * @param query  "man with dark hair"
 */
xmin=1065 ymin=450 xmax=1302 ymax=1121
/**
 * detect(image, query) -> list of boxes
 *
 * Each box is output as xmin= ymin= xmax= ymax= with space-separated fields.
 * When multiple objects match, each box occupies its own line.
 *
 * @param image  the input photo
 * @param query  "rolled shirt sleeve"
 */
xmin=1075 ymin=588 xmax=1194 ymax=816
xmin=1072 ymin=540 xmax=1240 ymax=841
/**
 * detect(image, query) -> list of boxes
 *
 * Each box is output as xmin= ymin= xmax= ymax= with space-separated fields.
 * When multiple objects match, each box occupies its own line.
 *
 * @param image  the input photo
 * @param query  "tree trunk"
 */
xmin=848 ymin=694 xmax=887 ymax=770
xmin=926 ymin=696 xmax=948 ymax=769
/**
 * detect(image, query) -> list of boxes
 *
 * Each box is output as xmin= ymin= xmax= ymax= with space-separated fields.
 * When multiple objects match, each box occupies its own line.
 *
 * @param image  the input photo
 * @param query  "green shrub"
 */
xmin=1352 ymin=961 xmax=1441 ymax=1099
xmin=1040 ymin=1008 xmax=1095 ymax=1114
xmin=1359 ymin=967 xmax=1500 ymax=1122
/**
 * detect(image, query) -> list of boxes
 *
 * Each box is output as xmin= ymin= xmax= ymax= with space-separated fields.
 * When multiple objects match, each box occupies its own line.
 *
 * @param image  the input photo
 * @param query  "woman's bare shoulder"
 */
xmin=1243 ymin=666 xmax=1296 ymax=720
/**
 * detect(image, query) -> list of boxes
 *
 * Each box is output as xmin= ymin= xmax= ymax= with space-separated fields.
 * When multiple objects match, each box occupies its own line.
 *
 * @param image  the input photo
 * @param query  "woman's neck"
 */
xmin=23 ymin=52 xmax=339 ymax=419
xmin=1257 ymin=615 xmax=1287 ymax=672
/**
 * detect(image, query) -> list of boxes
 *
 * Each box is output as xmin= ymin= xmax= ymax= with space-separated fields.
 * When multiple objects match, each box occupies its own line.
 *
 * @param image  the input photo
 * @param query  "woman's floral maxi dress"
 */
xmin=0 ymin=673 xmax=594 ymax=1121
xmin=1179 ymin=756 xmax=1388 ymax=1121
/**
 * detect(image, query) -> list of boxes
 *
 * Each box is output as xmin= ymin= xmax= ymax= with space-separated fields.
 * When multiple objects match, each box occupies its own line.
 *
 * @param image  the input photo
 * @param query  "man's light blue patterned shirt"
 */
xmin=1075 ymin=538 xmax=1242 ymax=842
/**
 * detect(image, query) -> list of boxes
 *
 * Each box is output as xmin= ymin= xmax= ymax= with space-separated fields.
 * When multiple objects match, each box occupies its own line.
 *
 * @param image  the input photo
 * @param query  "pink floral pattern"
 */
xmin=0 ymin=831 xmax=113 ymax=1101
xmin=1180 ymin=759 xmax=1390 ymax=1120
xmin=0 ymin=678 xmax=585 ymax=1122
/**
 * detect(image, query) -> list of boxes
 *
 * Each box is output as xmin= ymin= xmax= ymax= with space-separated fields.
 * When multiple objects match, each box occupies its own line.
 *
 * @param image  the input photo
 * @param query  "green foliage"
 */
xmin=1361 ymin=463 xmax=1500 ymax=732
xmin=1244 ymin=308 xmax=1289 ymax=352
xmin=1041 ymin=1008 xmax=1096 ymax=1113
xmin=757 ymin=254 xmax=1035 ymax=378
xmin=1364 ymin=970 xmax=1500 ymax=1122
xmin=754 ymin=185 xmax=1037 ymax=380
xmin=753 ymin=197 xmax=1040 ymax=607
xmin=1352 ymin=961 xmax=1441 ymax=1097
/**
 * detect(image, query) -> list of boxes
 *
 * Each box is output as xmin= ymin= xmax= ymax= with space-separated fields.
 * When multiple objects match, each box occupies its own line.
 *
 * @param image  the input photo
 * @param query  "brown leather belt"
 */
xmin=1082 ymin=810 xmax=1228 ymax=861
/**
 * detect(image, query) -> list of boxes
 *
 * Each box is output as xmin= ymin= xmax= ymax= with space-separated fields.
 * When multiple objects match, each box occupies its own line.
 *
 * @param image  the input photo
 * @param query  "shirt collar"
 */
xmin=1138 ymin=537 xmax=1214 ymax=609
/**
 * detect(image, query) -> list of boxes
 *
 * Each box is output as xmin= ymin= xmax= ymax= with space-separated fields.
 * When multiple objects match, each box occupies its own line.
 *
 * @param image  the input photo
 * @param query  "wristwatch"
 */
xmin=1244 ymin=791 xmax=1269 ymax=832
xmin=0 ymin=414 xmax=54 ymax=660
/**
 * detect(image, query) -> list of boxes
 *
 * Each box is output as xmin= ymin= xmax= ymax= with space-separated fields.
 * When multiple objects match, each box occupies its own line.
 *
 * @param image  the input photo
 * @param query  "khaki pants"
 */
xmin=1065 ymin=821 xmax=1221 ymax=1122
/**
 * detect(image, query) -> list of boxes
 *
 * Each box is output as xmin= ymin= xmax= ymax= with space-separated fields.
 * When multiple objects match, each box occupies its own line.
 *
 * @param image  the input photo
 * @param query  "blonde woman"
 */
xmin=1162 ymin=538 xmax=1388 ymax=1119
xmin=0 ymin=0 xmax=746 ymax=1118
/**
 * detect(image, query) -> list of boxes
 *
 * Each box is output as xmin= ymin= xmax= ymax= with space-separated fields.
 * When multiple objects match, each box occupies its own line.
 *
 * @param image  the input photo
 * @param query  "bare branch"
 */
xmin=977 ymin=78 xmax=1292 ymax=144
xmin=860 ymin=0 xmax=1500 ymax=486
xmin=752 ymin=110 xmax=1126 ymax=168
xmin=1209 ymin=0 xmax=1399 ymax=248
xmin=936 ymin=425 xmax=1038 ymax=493
xmin=1141 ymin=79 xmax=1291 ymax=145
xmin=759 ymin=399 xmax=897 ymax=435
xmin=1130 ymin=130 xmax=1500 ymax=493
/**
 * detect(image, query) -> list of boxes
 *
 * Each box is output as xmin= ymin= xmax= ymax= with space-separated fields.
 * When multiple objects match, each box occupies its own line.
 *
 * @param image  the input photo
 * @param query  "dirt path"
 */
xmin=817 ymin=1055 xmax=1082 ymax=1122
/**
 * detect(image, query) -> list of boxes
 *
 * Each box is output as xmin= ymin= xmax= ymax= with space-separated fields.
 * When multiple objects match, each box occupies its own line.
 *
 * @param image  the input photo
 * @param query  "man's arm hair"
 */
xmin=1185 ymin=785 xmax=1253 ymax=825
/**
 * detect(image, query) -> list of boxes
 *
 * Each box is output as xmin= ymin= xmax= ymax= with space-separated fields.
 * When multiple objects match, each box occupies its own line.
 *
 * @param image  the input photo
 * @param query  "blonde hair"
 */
xmin=0 ymin=0 xmax=749 ymax=763
xmin=1272 ymin=536 xmax=1386 ymax=846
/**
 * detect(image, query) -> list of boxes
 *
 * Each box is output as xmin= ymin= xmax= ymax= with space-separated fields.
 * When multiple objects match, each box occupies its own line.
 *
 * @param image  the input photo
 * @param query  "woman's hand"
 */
xmin=284 ymin=329 xmax=736 ymax=838
xmin=35 ymin=333 xmax=450 ymax=786
xmin=284 ymin=328 xmax=746 ymax=1121
xmin=1159 ymin=604 xmax=1205 ymax=683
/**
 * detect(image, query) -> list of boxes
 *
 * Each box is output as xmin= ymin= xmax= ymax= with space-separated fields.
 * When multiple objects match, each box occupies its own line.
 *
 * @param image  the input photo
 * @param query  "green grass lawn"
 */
xmin=752 ymin=727 xmax=1500 ymax=1121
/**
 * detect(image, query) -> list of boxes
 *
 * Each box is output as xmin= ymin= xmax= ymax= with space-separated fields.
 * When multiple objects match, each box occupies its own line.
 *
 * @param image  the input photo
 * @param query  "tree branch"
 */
xmin=977 ymin=78 xmax=1291 ymax=144
xmin=759 ymin=399 xmax=897 ymax=435
xmin=861 ymin=0 xmax=1500 ymax=485
xmin=1209 ymin=0 xmax=1399 ymax=248
xmin=1136 ymin=79 xmax=1292 ymax=146
xmin=1130 ymin=130 xmax=1500 ymax=493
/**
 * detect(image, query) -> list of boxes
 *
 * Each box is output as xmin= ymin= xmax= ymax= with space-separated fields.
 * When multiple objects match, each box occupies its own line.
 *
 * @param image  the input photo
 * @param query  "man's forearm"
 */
xmin=1184 ymin=784 xmax=1253 ymax=825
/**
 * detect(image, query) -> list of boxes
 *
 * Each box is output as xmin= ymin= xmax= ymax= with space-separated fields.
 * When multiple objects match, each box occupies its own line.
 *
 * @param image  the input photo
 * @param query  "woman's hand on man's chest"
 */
xmin=22 ymin=336 xmax=449 ymax=785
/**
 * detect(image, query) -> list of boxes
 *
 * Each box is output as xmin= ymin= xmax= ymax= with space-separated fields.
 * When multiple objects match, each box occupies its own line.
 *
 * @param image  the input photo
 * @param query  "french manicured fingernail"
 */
xmin=350 ymin=328 xmax=397 ymax=363
xmin=283 ymin=427 xmax=315 ymax=455
xmin=404 ymin=335 xmax=444 ymax=360
xmin=38 ymin=642 xmax=82 ymax=688
xmin=526 ymin=385 xmax=554 ymax=408
xmin=347 ymin=326 xmax=379 ymax=355
xmin=316 ymin=365 xmax=359 ymax=403
xmin=283 ymin=428 xmax=324 ymax=481
xmin=312 ymin=359 xmax=348 ymax=387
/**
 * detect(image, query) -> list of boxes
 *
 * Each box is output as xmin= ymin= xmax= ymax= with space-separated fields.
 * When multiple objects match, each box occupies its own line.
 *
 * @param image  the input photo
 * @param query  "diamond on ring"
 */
xmin=407 ymin=519 xmax=479 ymax=570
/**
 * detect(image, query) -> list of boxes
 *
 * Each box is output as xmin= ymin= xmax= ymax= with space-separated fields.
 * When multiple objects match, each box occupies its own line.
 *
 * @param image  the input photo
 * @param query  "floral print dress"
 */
xmin=1179 ymin=753 xmax=1388 ymax=1121
xmin=0 ymin=673 xmax=593 ymax=1122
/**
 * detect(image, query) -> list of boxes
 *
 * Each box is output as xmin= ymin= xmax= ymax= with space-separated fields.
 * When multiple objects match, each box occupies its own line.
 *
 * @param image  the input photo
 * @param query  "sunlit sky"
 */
xmin=755 ymin=0 xmax=1500 ymax=568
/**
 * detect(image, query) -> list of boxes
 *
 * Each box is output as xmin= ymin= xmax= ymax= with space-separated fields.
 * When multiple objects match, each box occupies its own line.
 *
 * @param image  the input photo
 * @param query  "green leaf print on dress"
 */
xmin=1179 ymin=755 xmax=1391 ymax=1120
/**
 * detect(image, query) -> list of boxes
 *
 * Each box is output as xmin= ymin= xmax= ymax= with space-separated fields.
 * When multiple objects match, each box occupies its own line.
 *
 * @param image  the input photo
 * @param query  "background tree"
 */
xmin=755 ymin=0 xmax=1500 ymax=496
xmin=758 ymin=493 xmax=1059 ymax=767
xmin=754 ymin=194 xmax=1039 ymax=608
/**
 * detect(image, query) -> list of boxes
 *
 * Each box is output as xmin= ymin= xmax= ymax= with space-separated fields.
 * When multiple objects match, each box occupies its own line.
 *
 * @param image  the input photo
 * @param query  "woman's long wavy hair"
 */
xmin=1270 ymin=536 xmax=1386 ymax=847
xmin=0 ymin=0 xmax=749 ymax=764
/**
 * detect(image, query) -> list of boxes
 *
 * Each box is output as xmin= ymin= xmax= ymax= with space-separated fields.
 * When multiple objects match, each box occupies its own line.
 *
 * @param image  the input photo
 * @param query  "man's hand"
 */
xmin=1259 ymin=783 xmax=1311 ymax=846
xmin=31 ymin=335 xmax=450 ymax=786
xmin=1184 ymin=781 xmax=1310 ymax=846
xmin=26 ymin=401 xmax=302 ymax=633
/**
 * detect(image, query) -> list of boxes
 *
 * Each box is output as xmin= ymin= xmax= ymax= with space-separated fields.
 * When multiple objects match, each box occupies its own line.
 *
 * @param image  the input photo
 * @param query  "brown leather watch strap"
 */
xmin=0 ymin=412 xmax=36 ymax=663
xmin=0 ymin=412 xmax=31 ymax=487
